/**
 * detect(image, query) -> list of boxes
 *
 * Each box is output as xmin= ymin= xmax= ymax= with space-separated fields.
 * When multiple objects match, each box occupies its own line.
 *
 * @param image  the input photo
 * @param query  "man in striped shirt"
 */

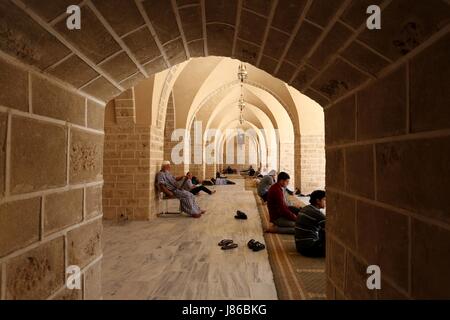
xmin=295 ymin=190 xmax=326 ymax=257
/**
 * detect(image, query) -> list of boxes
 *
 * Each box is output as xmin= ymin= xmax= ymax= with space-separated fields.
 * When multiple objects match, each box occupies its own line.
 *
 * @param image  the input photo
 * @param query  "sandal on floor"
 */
xmin=221 ymin=242 xmax=238 ymax=250
xmin=218 ymin=239 xmax=233 ymax=247
xmin=248 ymin=239 xmax=266 ymax=252
xmin=252 ymin=242 xmax=265 ymax=252
xmin=234 ymin=210 xmax=248 ymax=220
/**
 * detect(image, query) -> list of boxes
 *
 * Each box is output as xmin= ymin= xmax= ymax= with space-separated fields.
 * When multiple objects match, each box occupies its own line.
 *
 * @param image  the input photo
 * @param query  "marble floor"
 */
xmin=101 ymin=178 xmax=278 ymax=300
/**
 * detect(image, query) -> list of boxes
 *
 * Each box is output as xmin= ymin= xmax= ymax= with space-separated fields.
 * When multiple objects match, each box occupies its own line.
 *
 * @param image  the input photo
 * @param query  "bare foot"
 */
xmin=211 ymin=190 xmax=216 ymax=194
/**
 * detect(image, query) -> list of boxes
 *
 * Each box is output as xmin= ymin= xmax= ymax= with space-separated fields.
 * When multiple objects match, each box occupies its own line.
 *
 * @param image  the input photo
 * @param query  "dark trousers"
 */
xmin=296 ymin=229 xmax=326 ymax=257
xmin=261 ymin=193 xmax=268 ymax=202
xmin=289 ymin=206 xmax=300 ymax=215
xmin=190 ymin=185 xmax=213 ymax=195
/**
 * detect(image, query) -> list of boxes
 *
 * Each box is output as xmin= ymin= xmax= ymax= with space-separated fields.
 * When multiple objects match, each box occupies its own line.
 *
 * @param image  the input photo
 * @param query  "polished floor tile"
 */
xmin=102 ymin=179 xmax=278 ymax=300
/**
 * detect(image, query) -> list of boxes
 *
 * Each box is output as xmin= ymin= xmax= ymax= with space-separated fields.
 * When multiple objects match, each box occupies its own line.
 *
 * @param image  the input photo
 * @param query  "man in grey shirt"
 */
xmin=257 ymin=170 xmax=277 ymax=201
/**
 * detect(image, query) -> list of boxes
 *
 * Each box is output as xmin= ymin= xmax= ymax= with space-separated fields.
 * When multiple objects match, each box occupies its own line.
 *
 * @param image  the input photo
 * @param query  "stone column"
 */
xmin=300 ymin=135 xmax=325 ymax=194
xmin=103 ymin=89 xmax=152 ymax=221
xmin=279 ymin=142 xmax=296 ymax=188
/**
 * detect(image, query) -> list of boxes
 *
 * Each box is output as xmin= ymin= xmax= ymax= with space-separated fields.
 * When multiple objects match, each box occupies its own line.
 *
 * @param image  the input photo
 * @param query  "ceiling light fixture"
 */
xmin=237 ymin=62 xmax=247 ymax=126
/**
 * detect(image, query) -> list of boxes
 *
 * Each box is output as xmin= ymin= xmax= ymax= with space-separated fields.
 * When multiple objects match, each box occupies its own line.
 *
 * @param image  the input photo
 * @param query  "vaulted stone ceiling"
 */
xmin=2 ymin=0 xmax=449 ymax=105
xmin=170 ymin=57 xmax=298 ymax=133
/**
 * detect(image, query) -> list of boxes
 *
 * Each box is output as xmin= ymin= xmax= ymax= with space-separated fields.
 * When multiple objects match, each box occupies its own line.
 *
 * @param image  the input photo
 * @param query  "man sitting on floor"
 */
xmin=266 ymin=172 xmax=297 ymax=234
xmin=295 ymin=190 xmax=326 ymax=257
xmin=180 ymin=172 xmax=216 ymax=195
xmin=240 ymin=165 xmax=253 ymax=174
xmin=156 ymin=161 xmax=205 ymax=218
xmin=224 ymin=166 xmax=236 ymax=174
xmin=212 ymin=172 xmax=236 ymax=185
xmin=257 ymin=170 xmax=277 ymax=201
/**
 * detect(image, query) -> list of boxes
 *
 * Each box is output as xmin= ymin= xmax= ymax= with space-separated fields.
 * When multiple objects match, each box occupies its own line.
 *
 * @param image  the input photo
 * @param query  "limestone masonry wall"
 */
xmin=300 ymin=135 xmax=325 ymax=194
xmin=103 ymin=90 xmax=152 ymax=221
xmin=0 ymin=57 xmax=103 ymax=300
xmin=0 ymin=0 xmax=449 ymax=300
xmin=325 ymin=34 xmax=450 ymax=299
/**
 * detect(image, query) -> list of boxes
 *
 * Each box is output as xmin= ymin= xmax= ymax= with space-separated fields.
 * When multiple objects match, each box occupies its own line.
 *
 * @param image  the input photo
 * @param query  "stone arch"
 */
xmin=218 ymin=122 xmax=262 ymax=173
xmin=205 ymin=103 xmax=281 ymax=177
xmin=182 ymin=77 xmax=297 ymax=183
xmin=0 ymin=0 xmax=449 ymax=301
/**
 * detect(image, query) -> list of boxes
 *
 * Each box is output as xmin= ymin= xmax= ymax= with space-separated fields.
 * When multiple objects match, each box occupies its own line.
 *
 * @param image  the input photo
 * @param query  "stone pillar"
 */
xmin=149 ymin=125 xmax=164 ymax=219
xmin=103 ymin=90 xmax=151 ymax=221
xmin=163 ymin=94 xmax=184 ymax=177
xmin=279 ymin=142 xmax=296 ymax=188
xmin=300 ymin=135 xmax=325 ymax=194
xmin=294 ymin=135 xmax=302 ymax=192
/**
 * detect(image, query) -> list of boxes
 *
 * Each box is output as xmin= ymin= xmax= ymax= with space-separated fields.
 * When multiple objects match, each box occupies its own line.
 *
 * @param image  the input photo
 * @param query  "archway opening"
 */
xmin=101 ymin=57 xmax=325 ymax=222
xmin=0 ymin=0 xmax=448 ymax=301
xmin=100 ymin=57 xmax=326 ymax=299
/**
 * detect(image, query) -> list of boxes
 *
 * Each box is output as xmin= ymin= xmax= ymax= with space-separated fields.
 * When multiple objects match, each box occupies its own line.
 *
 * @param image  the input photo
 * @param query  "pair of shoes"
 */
xmin=218 ymin=239 xmax=238 ymax=250
xmin=247 ymin=239 xmax=266 ymax=252
xmin=235 ymin=210 xmax=248 ymax=220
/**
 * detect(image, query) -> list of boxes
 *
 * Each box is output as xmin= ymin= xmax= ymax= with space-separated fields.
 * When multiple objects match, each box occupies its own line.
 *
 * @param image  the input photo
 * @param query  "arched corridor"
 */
xmin=0 ymin=0 xmax=449 ymax=301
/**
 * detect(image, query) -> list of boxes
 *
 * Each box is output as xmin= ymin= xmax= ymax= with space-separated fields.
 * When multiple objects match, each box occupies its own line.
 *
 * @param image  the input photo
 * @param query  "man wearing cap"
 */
xmin=156 ymin=161 xmax=205 ymax=218
xmin=257 ymin=170 xmax=277 ymax=201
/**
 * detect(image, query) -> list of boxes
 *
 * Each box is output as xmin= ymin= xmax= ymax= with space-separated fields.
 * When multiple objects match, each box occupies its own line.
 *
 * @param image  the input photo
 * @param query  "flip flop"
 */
xmin=252 ymin=241 xmax=265 ymax=252
xmin=247 ymin=239 xmax=265 ymax=252
xmin=221 ymin=243 xmax=238 ymax=250
xmin=234 ymin=210 xmax=248 ymax=220
xmin=218 ymin=239 xmax=233 ymax=247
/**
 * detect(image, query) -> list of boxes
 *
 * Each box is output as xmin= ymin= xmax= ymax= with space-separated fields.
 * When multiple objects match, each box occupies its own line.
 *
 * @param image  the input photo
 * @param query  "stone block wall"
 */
xmin=204 ymin=164 xmax=216 ymax=180
xmin=325 ymin=34 xmax=450 ymax=299
xmin=149 ymin=125 xmax=164 ymax=218
xmin=279 ymin=142 xmax=296 ymax=188
xmin=103 ymin=124 xmax=151 ymax=221
xmin=0 ymin=57 xmax=104 ymax=300
xmin=300 ymin=135 xmax=325 ymax=194
xmin=0 ymin=0 xmax=448 ymax=301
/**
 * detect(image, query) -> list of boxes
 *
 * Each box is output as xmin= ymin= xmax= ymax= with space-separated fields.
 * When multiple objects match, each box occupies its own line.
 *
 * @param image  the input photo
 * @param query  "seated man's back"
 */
xmin=257 ymin=175 xmax=274 ymax=198
xmin=295 ymin=191 xmax=326 ymax=257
